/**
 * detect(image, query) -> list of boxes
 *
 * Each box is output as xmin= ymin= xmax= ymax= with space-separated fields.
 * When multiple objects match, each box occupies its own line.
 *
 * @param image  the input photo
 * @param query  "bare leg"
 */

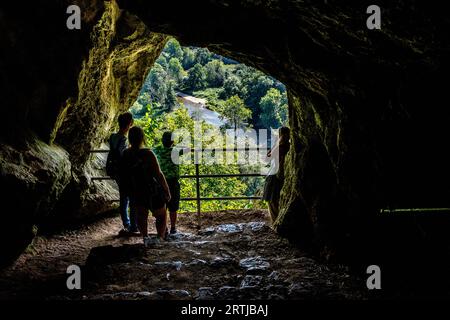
xmin=136 ymin=206 xmax=149 ymax=238
xmin=170 ymin=211 xmax=177 ymax=231
xmin=153 ymin=206 xmax=167 ymax=240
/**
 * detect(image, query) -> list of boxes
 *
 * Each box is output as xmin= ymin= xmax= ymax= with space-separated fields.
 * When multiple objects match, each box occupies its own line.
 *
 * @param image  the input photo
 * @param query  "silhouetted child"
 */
xmin=262 ymin=127 xmax=291 ymax=223
xmin=154 ymin=132 xmax=182 ymax=235
xmin=107 ymin=112 xmax=137 ymax=235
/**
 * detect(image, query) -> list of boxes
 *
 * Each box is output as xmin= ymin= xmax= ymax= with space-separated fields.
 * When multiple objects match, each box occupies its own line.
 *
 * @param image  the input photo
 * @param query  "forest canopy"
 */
xmin=130 ymin=38 xmax=288 ymax=130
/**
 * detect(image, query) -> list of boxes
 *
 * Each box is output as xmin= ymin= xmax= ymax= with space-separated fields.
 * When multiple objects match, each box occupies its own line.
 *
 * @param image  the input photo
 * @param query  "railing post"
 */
xmin=194 ymin=150 xmax=201 ymax=229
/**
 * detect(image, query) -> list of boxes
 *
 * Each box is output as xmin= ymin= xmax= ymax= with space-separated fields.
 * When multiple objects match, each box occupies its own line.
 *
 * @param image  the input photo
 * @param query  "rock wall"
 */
xmin=52 ymin=1 xmax=167 ymax=225
xmin=0 ymin=0 xmax=166 ymax=266
xmin=113 ymin=0 xmax=450 ymax=261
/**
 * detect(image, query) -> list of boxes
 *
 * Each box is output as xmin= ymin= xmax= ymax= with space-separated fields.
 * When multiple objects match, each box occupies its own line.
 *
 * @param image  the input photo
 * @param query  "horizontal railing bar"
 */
xmin=108 ymin=196 xmax=262 ymax=202
xmin=192 ymin=148 xmax=269 ymax=152
xmin=181 ymin=196 xmax=262 ymax=201
xmin=92 ymin=173 xmax=267 ymax=181
xmin=380 ymin=208 xmax=450 ymax=214
xmin=90 ymin=147 xmax=270 ymax=154
xmin=180 ymin=173 xmax=265 ymax=178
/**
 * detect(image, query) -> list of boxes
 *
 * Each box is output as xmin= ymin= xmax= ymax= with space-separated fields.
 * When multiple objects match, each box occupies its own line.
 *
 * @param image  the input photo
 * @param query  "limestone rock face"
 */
xmin=0 ymin=136 xmax=71 ymax=263
xmin=53 ymin=1 xmax=167 ymax=222
xmin=117 ymin=0 xmax=450 ymax=260
xmin=1 ymin=0 xmax=450 ymax=265
xmin=0 ymin=1 xmax=166 ymax=265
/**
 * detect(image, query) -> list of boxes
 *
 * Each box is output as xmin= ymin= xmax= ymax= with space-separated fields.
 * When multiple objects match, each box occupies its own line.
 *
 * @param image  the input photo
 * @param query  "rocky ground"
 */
xmin=0 ymin=210 xmax=365 ymax=300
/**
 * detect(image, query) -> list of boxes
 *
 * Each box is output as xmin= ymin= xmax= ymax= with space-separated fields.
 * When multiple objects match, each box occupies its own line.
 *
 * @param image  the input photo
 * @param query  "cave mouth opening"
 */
xmin=125 ymin=37 xmax=290 ymax=216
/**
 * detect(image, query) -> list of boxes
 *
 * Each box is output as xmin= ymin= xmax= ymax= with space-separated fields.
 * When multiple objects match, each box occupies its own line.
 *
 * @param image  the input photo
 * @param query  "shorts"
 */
xmin=130 ymin=193 xmax=166 ymax=214
xmin=166 ymin=178 xmax=181 ymax=212
xmin=262 ymin=175 xmax=281 ymax=202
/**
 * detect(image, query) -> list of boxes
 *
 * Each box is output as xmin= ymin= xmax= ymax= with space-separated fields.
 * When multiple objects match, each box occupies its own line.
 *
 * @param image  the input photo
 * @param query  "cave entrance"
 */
xmin=127 ymin=38 xmax=289 ymax=222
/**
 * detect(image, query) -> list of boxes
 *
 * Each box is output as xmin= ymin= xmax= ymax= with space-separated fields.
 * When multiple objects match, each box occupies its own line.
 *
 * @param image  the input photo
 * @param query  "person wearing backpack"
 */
xmin=107 ymin=112 xmax=137 ymax=235
xmin=120 ymin=126 xmax=171 ymax=246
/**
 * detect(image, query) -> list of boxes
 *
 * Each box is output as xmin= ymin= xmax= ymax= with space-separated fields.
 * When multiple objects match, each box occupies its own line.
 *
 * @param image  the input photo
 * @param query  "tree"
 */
xmin=165 ymin=38 xmax=183 ymax=61
xmin=168 ymin=57 xmax=185 ymax=84
xmin=276 ymin=102 xmax=289 ymax=126
xmin=195 ymin=47 xmax=212 ymax=65
xmin=136 ymin=92 xmax=152 ymax=109
xmin=142 ymin=63 xmax=178 ymax=113
xmin=137 ymin=106 xmax=250 ymax=212
xmin=156 ymin=55 xmax=168 ymax=69
xmin=220 ymin=95 xmax=252 ymax=130
xmin=243 ymin=74 xmax=274 ymax=111
xmin=182 ymin=47 xmax=196 ymax=70
xmin=184 ymin=63 xmax=206 ymax=90
xmin=148 ymin=63 xmax=168 ymax=106
xmin=165 ymin=80 xmax=178 ymax=112
xmin=219 ymin=75 xmax=243 ymax=100
xmin=129 ymin=101 xmax=145 ymax=118
xmin=259 ymin=88 xmax=286 ymax=128
xmin=204 ymin=60 xmax=225 ymax=87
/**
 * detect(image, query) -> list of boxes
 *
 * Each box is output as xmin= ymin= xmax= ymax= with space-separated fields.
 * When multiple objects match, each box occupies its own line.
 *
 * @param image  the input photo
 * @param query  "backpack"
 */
xmin=106 ymin=134 xmax=123 ymax=179
xmin=126 ymin=149 xmax=165 ymax=208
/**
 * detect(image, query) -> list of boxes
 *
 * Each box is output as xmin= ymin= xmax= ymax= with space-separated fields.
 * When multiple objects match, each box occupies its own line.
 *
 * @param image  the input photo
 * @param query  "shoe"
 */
xmin=118 ymin=228 xmax=130 ymax=236
xmin=170 ymin=228 xmax=177 ymax=235
xmin=143 ymin=237 xmax=160 ymax=247
xmin=128 ymin=226 xmax=139 ymax=234
xmin=164 ymin=228 xmax=169 ymax=240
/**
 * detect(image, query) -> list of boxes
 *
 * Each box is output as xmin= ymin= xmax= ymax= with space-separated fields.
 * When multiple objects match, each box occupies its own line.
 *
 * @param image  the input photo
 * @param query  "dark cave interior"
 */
xmin=1 ymin=0 xmax=450 ymax=298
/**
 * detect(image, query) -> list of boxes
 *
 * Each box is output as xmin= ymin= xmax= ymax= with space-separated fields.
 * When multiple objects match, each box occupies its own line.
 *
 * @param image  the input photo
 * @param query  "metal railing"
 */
xmin=380 ymin=208 xmax=450 ymax=214
xmin=90 ymin=148 xmax=268 ymax=226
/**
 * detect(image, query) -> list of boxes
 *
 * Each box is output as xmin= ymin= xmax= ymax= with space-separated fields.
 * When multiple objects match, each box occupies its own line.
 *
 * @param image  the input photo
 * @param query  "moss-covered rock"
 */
xmin=0 ymin=135 xmax=71 ymax=266
xmin=0 ymin=0 xmax=167 ymax=265
xmin=52 ymin=1 xmax=167 ymax=222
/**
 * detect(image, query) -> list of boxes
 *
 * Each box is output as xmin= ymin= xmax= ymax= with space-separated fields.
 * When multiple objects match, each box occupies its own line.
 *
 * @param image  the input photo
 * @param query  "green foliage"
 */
xmin=219 ymin=75 xmax=244 ymax=100
xmin=164 ymin=38 xmax=184 ymax=61
xmin=134 ymin=38 xmax=288 ymax=129
xmin=195 ymin=47 xmax=213 ymax=65
xmin=192 ymin=88 xmax=225 ymax=112
xmin=204 ymin=60 xmax=226 ymax=87
xmin=220 ymin=95 xmax=252 ymax=130
xmin=165 ymin=80 xmax=178 ymax=111
xmin=156 ymin=55 xmax=168 ymax=69
xmin=133 ymin=106 xmax=166 ymax=147
xmin=184 ymin=63 xmax=207 ymax=91
xmin=129 ymin=38 xmax=292 ymax=212
xmin=148 ymin=64 xmax=170 ymax=110
xmin=182 ymin=47 xmax=196 ymax=70
xmin=168 ymin=57 xmax=186 ymax=83
xmin=259 ymin=88 xmax=289 ymax=128
xmin=136 ymin=105 xmax=260 ymax=212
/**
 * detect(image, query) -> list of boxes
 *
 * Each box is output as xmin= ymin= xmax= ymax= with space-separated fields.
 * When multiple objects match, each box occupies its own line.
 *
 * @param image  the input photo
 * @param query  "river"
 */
xmin=176 ymin=92 xmax=226 ymax=127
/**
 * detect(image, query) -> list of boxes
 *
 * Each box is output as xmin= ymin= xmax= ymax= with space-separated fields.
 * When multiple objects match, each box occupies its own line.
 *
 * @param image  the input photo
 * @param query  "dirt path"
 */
xmin=0 ymin=210 xmax=365 ymax=300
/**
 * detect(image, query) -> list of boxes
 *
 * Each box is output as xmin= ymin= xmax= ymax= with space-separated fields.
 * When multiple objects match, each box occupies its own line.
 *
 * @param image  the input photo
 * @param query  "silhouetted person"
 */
xmin=154 ymin=132 xmax=182 ymax=235
xmin=107 ymin=112 xmax=137 ymax=235
xmin=263 ymin=127 xmax=291 ymax=223
xmin=120 ymin=126 xmax=171 ymax=245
